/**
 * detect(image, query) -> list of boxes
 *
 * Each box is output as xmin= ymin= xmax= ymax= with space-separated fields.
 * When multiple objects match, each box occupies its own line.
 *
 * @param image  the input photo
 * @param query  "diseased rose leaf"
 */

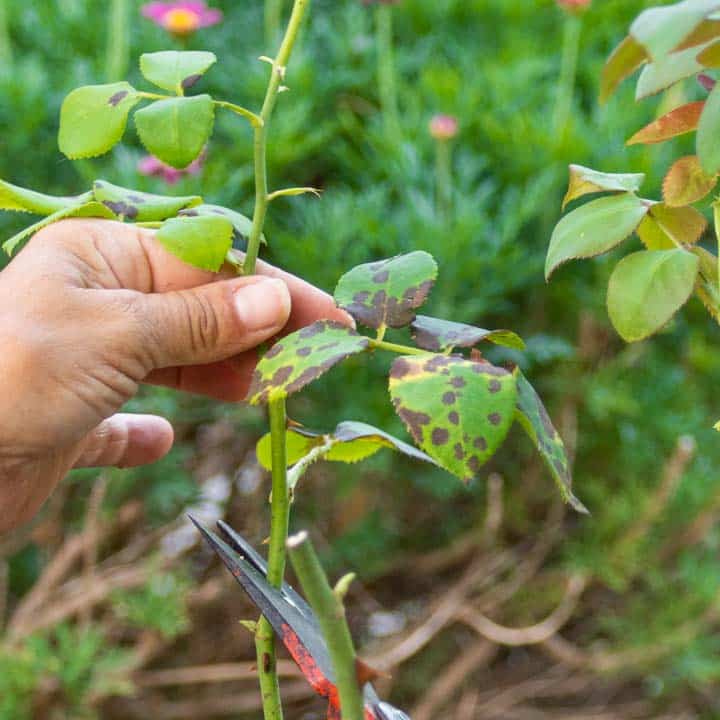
xmin=627 ymin=101 xmax=705 ymax=145
xmin=546 ymin=193 xmax=650 ymax=280
xmin=630 ymin=1 xmax=720 ymax=60
xmin=92 ymin=180 xmax=202 ymax=222
xmin=334 ymin=251 xmax=438 ymax=329
xmin=635 ymin=42 xmax=712 ymax=100
xmin=255 ymin=420 xmax=437 ymax=471
xmin=514 ymin=370 xmax=587 ymax=514
xmin=0 ymin=179 xmax=89 ymax=216
xmin=135 ymin=95 xmax=215 ymax=169
xmin=562 ymin=165 xmax=645 ymax=210
xmin=411 ymin=315 xmax=525 ymax=352
xmin=178 ymin=204 xmax=263 ymax=247
xmin=600 ymin=35 xmax=647 ymax=104
xmin=389 ymin=355 xmax=517 ymax=483
xmin=637 ymin=203 xmax=707 ymax=250
xmin=59 ymin=82 xmax=140 ymax=159
xmin=247 ymin=321 xmax=370 ymax=405
xmin=697 ymin=80 xmax=720 ymax=173
xmin=140 ymin=51 xmax=217 ymax=94
xmin=155 ymin=215 xmax=233 ymax=272
xmin=662 ymin=155 xmax=717 ymax=206
xmin=3 ymin=202 xmax=117 ymax=256
xmin=607 ymin=249 xmax=700 ymax=342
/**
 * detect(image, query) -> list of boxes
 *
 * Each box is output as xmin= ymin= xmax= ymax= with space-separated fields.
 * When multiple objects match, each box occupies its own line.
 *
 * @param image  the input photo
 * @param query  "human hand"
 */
xmin=0 ymin=219 xmax=349 ymax=532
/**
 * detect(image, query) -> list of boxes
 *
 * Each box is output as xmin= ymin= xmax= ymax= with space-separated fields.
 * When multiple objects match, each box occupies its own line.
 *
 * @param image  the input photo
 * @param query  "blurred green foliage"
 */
xmin=2 ymin=0 xmax=720 ymax=715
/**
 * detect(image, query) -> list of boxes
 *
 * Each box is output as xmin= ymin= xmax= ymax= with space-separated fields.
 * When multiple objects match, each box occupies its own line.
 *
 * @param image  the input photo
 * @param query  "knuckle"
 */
xmin=180 ymin=291 xmax=222 ymax=355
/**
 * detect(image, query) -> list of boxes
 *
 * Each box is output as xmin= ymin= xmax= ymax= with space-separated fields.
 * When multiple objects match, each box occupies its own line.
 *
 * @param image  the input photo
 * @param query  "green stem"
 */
xmin=375 ymin=3 xmax=402 ymax=146
xmin=106 ymin=0 xmax=129 ymax=81
xmin=714 ymin=203 xmax=720 ymax=305
xmin=244 ymin=0 xmax=310 ymax=276
xmin=255 ymin=396 xmax=290 ymax=720
xmin=435 ymin=139 xmax=452 ymax=222
xmin=214 ymin=100 xmax=263 ymax=128
xmin=0 ymin=0 xmax=13 ymax=74
xmin=368 ymin=338 xmax=430 ymax=356
xmin=552 ymin=13 xmax=581 ymax=138
xmin=265 ymin=0 xmax=284 ymax=48
xmin=287 ymin=532 xmax=364 ymax=720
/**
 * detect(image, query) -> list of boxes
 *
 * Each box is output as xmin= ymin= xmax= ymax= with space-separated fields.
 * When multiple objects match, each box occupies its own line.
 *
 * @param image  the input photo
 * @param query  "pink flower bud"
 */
xmin=141 ymin=2 xmax=223 ymax=37
xmin=429 ymin=115 xmax=459 ymax=141
xmin=556 ymin=0 xmax=591 ymax=13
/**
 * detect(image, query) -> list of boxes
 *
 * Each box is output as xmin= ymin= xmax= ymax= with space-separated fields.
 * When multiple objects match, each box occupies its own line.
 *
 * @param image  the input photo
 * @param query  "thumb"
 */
xmin=135 ymin=275 xmax=291 ymax=369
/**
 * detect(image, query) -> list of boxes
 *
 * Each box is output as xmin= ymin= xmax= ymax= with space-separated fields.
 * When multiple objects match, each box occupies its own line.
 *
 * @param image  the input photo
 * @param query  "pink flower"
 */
xmin=141 ymin=2 xmax=223 ymax=36
xmin=556 ymin=0 xmax=591 ymax=13
xmin=429 ymin=114 xmax=459 ymax=141
xmin=138 ymin=152 xmax=205 ymax=184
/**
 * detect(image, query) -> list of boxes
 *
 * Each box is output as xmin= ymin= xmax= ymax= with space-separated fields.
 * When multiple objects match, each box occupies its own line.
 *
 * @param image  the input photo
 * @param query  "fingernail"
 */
xmin=234 ymin=278 xmax=291 ymax=333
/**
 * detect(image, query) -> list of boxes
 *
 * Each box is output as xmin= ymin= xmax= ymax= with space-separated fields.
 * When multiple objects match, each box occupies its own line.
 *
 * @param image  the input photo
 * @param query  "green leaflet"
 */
xmin=178 ymin=204 xmax=262 ymax=246
xmin=59 ymin=82 xmax=140 ymax=159
xmin=630 ymin=0 xmax=720 ymax=59
xmin=562 ymin=165 xmax=645 ymax=210
xmin=3 ymin=202 xmax=117 ymax=256
xmin=135 ymin=95 xmax=215 ymax=169
xmin=607 ymin=249 xmax=700 ymax=342
xmin=334 ymin=251 xmax=438 ymax=329
xmin=140 ymin=51 xmax=217 ymax=94
xmin=697 ymin=79 xmax=720 ymax=174
xmin=411 ymin=315 xmax=525 ymax=352
xmin=389 ymin=355 xmax=517 ymax=483
xmin=0 ymin=179 xmax=89 ymax=215
xmin=155 ymin=215 xmax=233 ymax=272
xmin=247 ymin=321 xmax=370 ymax=405
xmin=514 ymin=370 xmax=587 ymax=514
xmin=92 ymin=180 xmax=202 ymax=222
xmin=635 ymin=42 xmax=710 ymax=99
xmin=255 ymin=420 xmax=437 ymax=470
xmin=546 ymin=193 xmax=650 ymax=279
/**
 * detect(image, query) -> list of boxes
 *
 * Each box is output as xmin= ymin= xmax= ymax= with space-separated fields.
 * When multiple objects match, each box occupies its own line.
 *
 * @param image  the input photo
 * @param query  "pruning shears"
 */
xmin=192 ymin=518 xmax=411 ymax=720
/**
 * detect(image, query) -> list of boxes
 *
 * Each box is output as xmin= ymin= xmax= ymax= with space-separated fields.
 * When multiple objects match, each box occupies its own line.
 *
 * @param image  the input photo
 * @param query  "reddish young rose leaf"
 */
xmin=662 ymin=155 xmax=718 ymax=206
xmin=627 ymin=101 xmax=705 ymax=145
xmin=247 ymin=321 xmax=370 ymax=404
xmin=637 ymin=203 xmax=707 ymax=250
xmin=388 ymin=354 xmax=517 ymax=483
xmin=600 ymin=35 xmax=647 ymax=104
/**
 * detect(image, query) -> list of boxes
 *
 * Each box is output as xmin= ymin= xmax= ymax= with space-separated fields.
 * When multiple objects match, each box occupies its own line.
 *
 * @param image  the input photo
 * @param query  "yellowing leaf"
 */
xmin=600 ymin=35 xmax=647 ymax=104
xmin=637 ymin=203 xmax=707 ymax=250
xmin=627 ymin=101 xmax=705 ymax=145
xmin=697 ymin=37 xmax=720 ymax=65
xmin=662 ymin=155 xmax=717 ymax=206
xmin=389 ymin=355 xmax=517 ymax=483
xmin=562 ymin=165 xmax=645 ymax=209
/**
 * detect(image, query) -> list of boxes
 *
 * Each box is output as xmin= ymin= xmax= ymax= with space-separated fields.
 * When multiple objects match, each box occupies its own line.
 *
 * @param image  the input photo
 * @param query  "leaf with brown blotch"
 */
xmin=389 ymin=354 xmax=517 ymax=483
xmin=662 ymin=155 xmax=718 ymax=207
xmin=697 ymin=38 xmax=720 ymax=67
xmin=627 ymin=101 xmax=705 ymax=145
xmin=411 ymin=315 xmax=525 ymax=352
xmin=247 ymin=321 xmax=369 ymax=404
xmin=334 ymin=252 xmax=438 ymax=330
